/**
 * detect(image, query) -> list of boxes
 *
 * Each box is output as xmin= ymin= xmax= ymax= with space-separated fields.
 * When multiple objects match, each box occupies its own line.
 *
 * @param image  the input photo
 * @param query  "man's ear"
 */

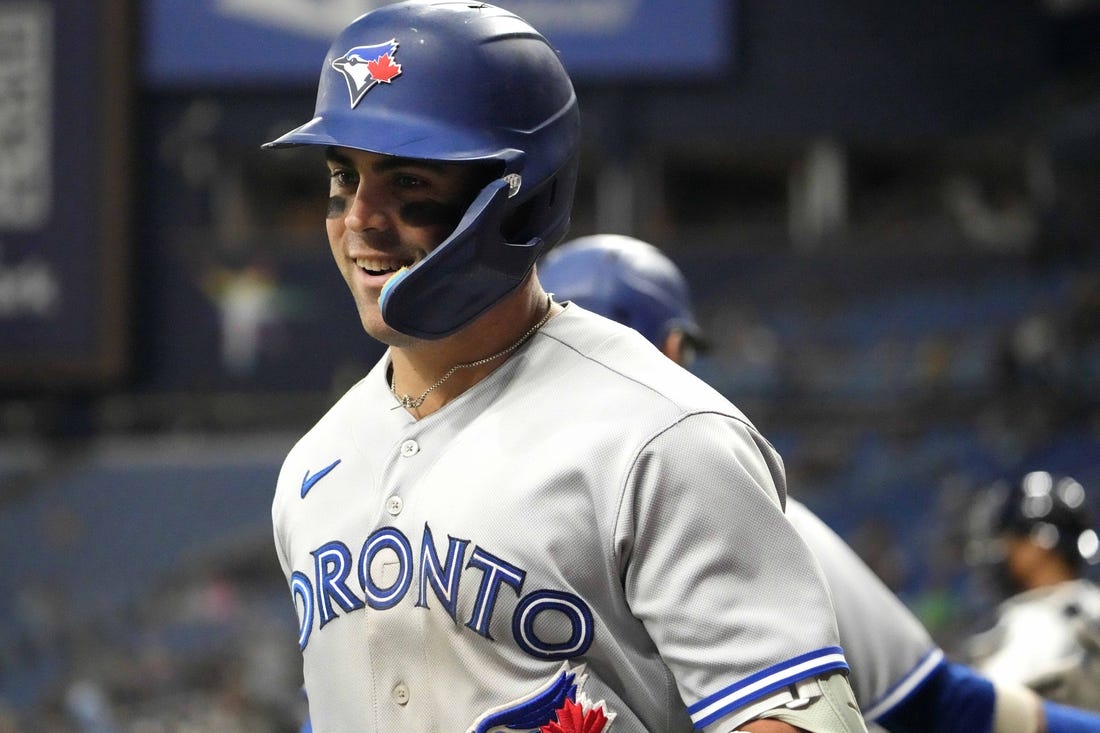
xmin=661 ymin=330 xmax=687 ymax=366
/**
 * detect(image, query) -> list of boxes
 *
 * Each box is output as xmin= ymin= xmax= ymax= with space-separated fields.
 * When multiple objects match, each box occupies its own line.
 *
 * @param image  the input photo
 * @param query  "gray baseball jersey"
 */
xmin=784 ymin=499 xmax=943 ymax=725
xmin=968 ymin=579 xmax=1100 ymax=711
xmin=273 ymin=305 xmax=851 ymax=732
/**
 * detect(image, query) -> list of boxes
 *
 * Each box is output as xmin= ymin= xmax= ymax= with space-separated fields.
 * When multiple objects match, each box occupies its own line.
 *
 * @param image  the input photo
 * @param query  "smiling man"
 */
xmin=321 ymin=147 xmax=497 ymax=346
xmin=263 ymin=3 xmax=867 ymax=732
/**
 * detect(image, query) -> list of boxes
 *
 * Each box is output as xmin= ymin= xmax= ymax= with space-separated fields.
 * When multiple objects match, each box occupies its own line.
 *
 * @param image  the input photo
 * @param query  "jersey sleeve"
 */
xmin=1043 ymin=699 xmax=1100 ymax=733
xmin=784 ymin=499 xmax=941 ymax=720
xmin=876 ymin=660 xmax=995 ymax=733
xmin=614 ymin=411 xmax=850 ymax=728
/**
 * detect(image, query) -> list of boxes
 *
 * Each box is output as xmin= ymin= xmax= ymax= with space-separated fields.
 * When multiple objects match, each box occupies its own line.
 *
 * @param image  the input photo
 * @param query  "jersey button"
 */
xmin=400 ymin=439 xmax=419 ymax=457
xmin=392 ymin=682 xmax=410 ymax=706
xmin=386 ymin=495 xmax=404 ymax=515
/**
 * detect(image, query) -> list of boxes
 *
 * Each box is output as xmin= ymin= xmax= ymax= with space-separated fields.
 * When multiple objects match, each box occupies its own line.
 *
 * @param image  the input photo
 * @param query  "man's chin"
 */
xmin=360 ymin=311 xmax=417 ymax=348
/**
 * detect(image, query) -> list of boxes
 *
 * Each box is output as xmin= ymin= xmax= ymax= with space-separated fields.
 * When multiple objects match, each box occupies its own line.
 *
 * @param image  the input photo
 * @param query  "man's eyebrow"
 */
xmin=371 ymin=156 xmax=448 ymax=175
xmin=323 ymin=146 xmax=448 ymax=175
xmin=324 ymin=146 xmax=353 ymax=167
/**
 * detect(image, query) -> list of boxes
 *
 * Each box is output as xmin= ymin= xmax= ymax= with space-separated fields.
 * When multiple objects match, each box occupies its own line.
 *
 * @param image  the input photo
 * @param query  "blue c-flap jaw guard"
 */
xmin=378 ymin=176 xmax=545 ymax=339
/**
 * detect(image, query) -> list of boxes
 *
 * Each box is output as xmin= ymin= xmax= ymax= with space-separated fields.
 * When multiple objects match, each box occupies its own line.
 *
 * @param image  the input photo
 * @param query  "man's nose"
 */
xmin=344 ymin=186 xmax=390 ymax=233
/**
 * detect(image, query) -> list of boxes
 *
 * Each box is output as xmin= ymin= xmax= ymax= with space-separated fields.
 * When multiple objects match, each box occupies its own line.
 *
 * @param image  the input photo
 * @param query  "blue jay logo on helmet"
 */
xmin=331 ymin=39 xmax=402 ymax=108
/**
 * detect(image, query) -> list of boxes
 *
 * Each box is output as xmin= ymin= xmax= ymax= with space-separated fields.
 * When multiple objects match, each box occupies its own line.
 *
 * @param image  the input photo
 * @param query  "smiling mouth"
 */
xmin=355 ymin=257 xmax=415 ymax=277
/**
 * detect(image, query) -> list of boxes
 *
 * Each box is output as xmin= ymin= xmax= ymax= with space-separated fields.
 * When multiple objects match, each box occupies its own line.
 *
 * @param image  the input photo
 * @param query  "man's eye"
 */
xmin=394 ymin=174 xmax=427 ymax=190
xmin=329 ymin=170 xmax=357 ymax=189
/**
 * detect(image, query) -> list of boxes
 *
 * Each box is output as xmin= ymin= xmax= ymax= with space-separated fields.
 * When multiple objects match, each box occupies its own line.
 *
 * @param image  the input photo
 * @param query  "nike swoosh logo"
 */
xmin=301 ymin=459 xmax=341 ymax=498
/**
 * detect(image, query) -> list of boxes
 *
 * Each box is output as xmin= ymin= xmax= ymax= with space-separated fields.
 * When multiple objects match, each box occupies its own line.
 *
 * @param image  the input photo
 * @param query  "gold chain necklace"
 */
xmin=390 ymin=294 xmax=554 ymax=410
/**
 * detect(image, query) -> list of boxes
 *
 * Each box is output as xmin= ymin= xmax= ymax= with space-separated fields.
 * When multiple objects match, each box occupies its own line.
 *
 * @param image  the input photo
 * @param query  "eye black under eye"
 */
xmin=399 ymin=200 xmax=464 ymax=229
xmin=327 ymin=196 xmax=348 ymax=218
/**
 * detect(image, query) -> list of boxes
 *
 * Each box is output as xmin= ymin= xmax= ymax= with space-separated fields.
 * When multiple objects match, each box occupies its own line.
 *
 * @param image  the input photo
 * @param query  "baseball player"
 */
xmin=264 ymin=2 xmax=866 ymax=732
xmin=966 ymin=471 xmax=1100 ymax=711
xmin=537 ymin=233 xmax=1100 ymax=733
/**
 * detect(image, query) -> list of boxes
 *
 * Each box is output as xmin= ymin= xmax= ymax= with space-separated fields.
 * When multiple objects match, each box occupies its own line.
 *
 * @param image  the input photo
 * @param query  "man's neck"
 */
xmin=387 ymin=282 xmax=556 ymax=417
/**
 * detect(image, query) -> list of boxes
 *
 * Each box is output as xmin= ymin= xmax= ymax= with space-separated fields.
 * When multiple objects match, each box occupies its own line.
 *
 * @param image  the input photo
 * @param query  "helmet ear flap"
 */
xmin=381 ymin=177 xmax=542 ymax=339
xmin=502 ymin=152 xmax=580 ymax=249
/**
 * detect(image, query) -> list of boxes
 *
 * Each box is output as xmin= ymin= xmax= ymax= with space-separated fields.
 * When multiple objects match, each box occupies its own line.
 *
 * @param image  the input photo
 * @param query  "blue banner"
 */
xmin=143 ymin=0 xmax=733 ymax=86
xmin=0 ymin=0 xmax=130 ymax=387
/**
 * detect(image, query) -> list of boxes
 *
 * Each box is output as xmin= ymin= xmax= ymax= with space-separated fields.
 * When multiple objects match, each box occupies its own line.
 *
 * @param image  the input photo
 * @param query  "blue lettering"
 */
xmin=292 ymin=526 xmax=595 ymax=661
xmin=290 ymin=571 xmax=314 ymax=650
xmin=512 ymin=590 xmax=594 ymax=660
xmin=358 ymin=527 xmax=413 ymax=610
xmin=465 ymin=547 xmax=525 ymax=638
xmin=416 ymin=524 xmax=469 ymax=621
xmin=312 ymin=541 xmax=365 ymax=628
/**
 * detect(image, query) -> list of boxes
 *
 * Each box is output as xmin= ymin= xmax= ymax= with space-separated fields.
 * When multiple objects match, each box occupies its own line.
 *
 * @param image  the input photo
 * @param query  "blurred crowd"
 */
xmin=1 ymin=248 xmax=1097 ymax=730
xmin=0 ymin=548 xmax=304 ymax=733
xmin=2 ymin=0 xmax=1099 ymax=725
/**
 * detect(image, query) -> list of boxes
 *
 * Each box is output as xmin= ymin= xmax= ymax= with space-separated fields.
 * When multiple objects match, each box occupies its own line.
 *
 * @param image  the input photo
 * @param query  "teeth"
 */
xmin=355 ymin=258 xmax=407 ymax=274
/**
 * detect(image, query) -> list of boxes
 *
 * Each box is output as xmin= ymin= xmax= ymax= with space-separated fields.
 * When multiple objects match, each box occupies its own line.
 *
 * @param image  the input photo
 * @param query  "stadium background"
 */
xmin=2 ymin=0 xmax=1100 ymax=729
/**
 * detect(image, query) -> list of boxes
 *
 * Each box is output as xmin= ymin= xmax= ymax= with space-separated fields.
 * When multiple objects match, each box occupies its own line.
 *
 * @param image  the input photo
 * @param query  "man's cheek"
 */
xmin=327 ymin=196 xmax=348 ymax=219
xmin=399 ymin=200 xmax=463 ymax=231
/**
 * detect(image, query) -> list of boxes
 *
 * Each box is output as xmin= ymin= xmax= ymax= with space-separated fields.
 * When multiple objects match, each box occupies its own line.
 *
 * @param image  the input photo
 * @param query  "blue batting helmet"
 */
xmin=968 ymin=470 xmax=1100 ymax=595
xmin=994 ymin=471 xmax=1099 ymax=568
xmin=263 ymin=0 xmax=580 ymax=339
xmin=537 ymin=234 xmax=707 ymax=350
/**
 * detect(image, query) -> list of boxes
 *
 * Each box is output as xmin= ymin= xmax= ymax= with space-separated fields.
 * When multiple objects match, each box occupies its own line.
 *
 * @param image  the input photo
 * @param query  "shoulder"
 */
xmin=538 ymin=304 xmax=749 ymax=419
xmin=535 ymin=305 xmax=780 ymax=474
xmin=1001 ymin=580 xmax=1100 ymax=618
xmin=275 ymin=358 xmax=387 ymax=492
xmin=290 ymin=375 xmax=370 ymax=454
xmin=520 ymin=305 xmax=787 ymax=505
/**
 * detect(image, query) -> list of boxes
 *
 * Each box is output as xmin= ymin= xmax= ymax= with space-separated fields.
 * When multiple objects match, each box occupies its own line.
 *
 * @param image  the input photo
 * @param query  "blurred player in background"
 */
xmin=966 ymin=471 xmax=1100 ymax=711
xmin=538 ymin=233 xmax=1100 ymax=733
xmin=264 ymin=2 xmax=867 ymax=731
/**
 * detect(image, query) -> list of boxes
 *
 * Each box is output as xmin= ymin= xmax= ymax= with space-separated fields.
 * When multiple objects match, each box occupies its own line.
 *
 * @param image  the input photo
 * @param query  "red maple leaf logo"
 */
xmin=367 ymin=53 xmax=401 ymax=83
xmin=540 ymin=698 xmax=610 ymax=733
